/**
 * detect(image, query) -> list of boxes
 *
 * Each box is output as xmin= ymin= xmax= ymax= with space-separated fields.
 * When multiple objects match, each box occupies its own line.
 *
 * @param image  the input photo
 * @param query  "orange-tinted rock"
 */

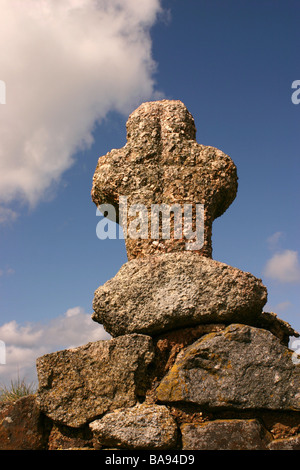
xmin=181 ymin=419 xmax=272 ymax=450
xmin=0 ymin=396 xmax=47 ymax=450
xmin=36 ymin=334 xmax=154 ymax=427
xmin=268 ymin=434 xmax=300 ymax=450
xmin=48 ymin=423 xmax=93 ymax=450
xmin=156 ymin=324 xmax=300 ymax=411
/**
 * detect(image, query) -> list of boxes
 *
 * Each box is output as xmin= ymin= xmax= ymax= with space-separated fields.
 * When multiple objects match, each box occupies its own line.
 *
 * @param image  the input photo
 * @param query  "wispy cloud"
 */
xmin=0 ymin=207 xmax=18 ymax=225
xmin=0 ymin=267 xmax=15 ymax=277
xmin=264 ymin=300 xmax=292 ymax=313
xmin=267 ymin=231 xmax=284 ymax=251
xmin=0 ymin=0 xmax=163 ymax=219
xmin=275 ymin=301 xmax=292 ymax=311
xmin=0 ymin=307 xmax=110 ymax=385
xmin=263 ymin=249 xmax=300 ymax=283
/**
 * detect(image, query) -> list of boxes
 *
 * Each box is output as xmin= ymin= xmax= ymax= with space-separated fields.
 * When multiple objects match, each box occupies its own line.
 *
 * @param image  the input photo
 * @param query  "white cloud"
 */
xmin=0 ymin=0 xmax=162 ymax=217
xmin=267 ymin=231 xmax=284 ymax=251
xmin=0 ymin=207 xmax=18 ymax=224
xmin=275 ymin=301 xmax=292 ymax=312
xmin=264 ymin=300 xmax=292 ymax=313
xmin=0 ymin=306 xmax=110 ymax=385
xmin=263 ymin=250 xmax=300 ymax=283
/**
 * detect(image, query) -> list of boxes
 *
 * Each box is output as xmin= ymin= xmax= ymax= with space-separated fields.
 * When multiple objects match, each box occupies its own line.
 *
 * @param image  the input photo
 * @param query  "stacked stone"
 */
xmin=34 ymin=100 xmax=300 ymax=450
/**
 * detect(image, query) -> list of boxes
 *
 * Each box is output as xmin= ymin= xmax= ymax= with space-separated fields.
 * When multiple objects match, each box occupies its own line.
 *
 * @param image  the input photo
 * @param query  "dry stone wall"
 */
xmin=1 ymin=100 xmax=299 ymax=451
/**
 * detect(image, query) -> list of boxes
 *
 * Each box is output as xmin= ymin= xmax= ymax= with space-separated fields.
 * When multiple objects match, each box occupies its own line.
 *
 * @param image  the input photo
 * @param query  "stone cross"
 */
xmin=91 ymin=100 xmax=238 ymax=260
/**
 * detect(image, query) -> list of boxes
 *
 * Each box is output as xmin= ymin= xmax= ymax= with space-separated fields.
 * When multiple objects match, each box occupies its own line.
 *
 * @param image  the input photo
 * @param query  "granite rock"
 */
xmin=92 ymin=252 xmax=267 ymax=337
xmin=90 ymin=404 xmax=178 ymax=450
xmin=91 ymin=99 xmax=238 ymax=259
xmin=0 ymin=396 xmax=46 ymax=450
xmin=36 ymin=334 xmax=154 ymax=427
xmin=255 ymin=310 xmax=299 ymax=346
xmin=267 ymin=434 xmax=300 ymax=450
xmin=181 ymin=419 xmax=273 ymax=450
xmin=152 ymin=324 xmax=228 ymax=381
xmin=156 ymin=324 xmax=300 ymax=411
xmin=47 ymin=423 xmax=93 ymax=450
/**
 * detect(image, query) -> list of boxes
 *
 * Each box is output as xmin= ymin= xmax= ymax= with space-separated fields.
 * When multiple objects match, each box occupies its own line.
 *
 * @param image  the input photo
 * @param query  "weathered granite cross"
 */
xmin=91 ymin=100 xmax=238 ymax=260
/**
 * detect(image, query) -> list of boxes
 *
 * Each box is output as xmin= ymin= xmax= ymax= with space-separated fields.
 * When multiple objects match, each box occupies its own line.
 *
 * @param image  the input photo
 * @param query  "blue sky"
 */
xmin=0 ymin=0 xmax=299 ymax=383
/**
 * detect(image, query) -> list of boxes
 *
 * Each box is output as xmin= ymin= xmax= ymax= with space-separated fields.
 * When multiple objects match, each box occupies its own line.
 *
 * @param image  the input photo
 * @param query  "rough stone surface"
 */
xmin=89 ymin=404 xmax=178 ymax=450
xmin=152 ymin=324 xmax=227 ymax=382
xmin=0 ymin=395 xmax=47 ymax=450
xmin=47 ymin=423 xmax=93 ymax=450
xmin=156 ymin=324 xmax=300 ymax=411
xmin=256 ymin=310 xmax=299 ymax=345
xmin=181 ymin=419 xmax=273 ymax=450
xmin=267 ymin=434 xmax=300 ymax=450
xmin=36 ymin=334 xmax=154 ymax=428
xmin=92 ymin=252 xmax=268 ymax=337
xmin=9 ymin=99 xmax=297 ymax=451
xmin=269 ymin=420 xmax=300 ymax=440
xmin=91 ymin=99 xmax=238 ymax=259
